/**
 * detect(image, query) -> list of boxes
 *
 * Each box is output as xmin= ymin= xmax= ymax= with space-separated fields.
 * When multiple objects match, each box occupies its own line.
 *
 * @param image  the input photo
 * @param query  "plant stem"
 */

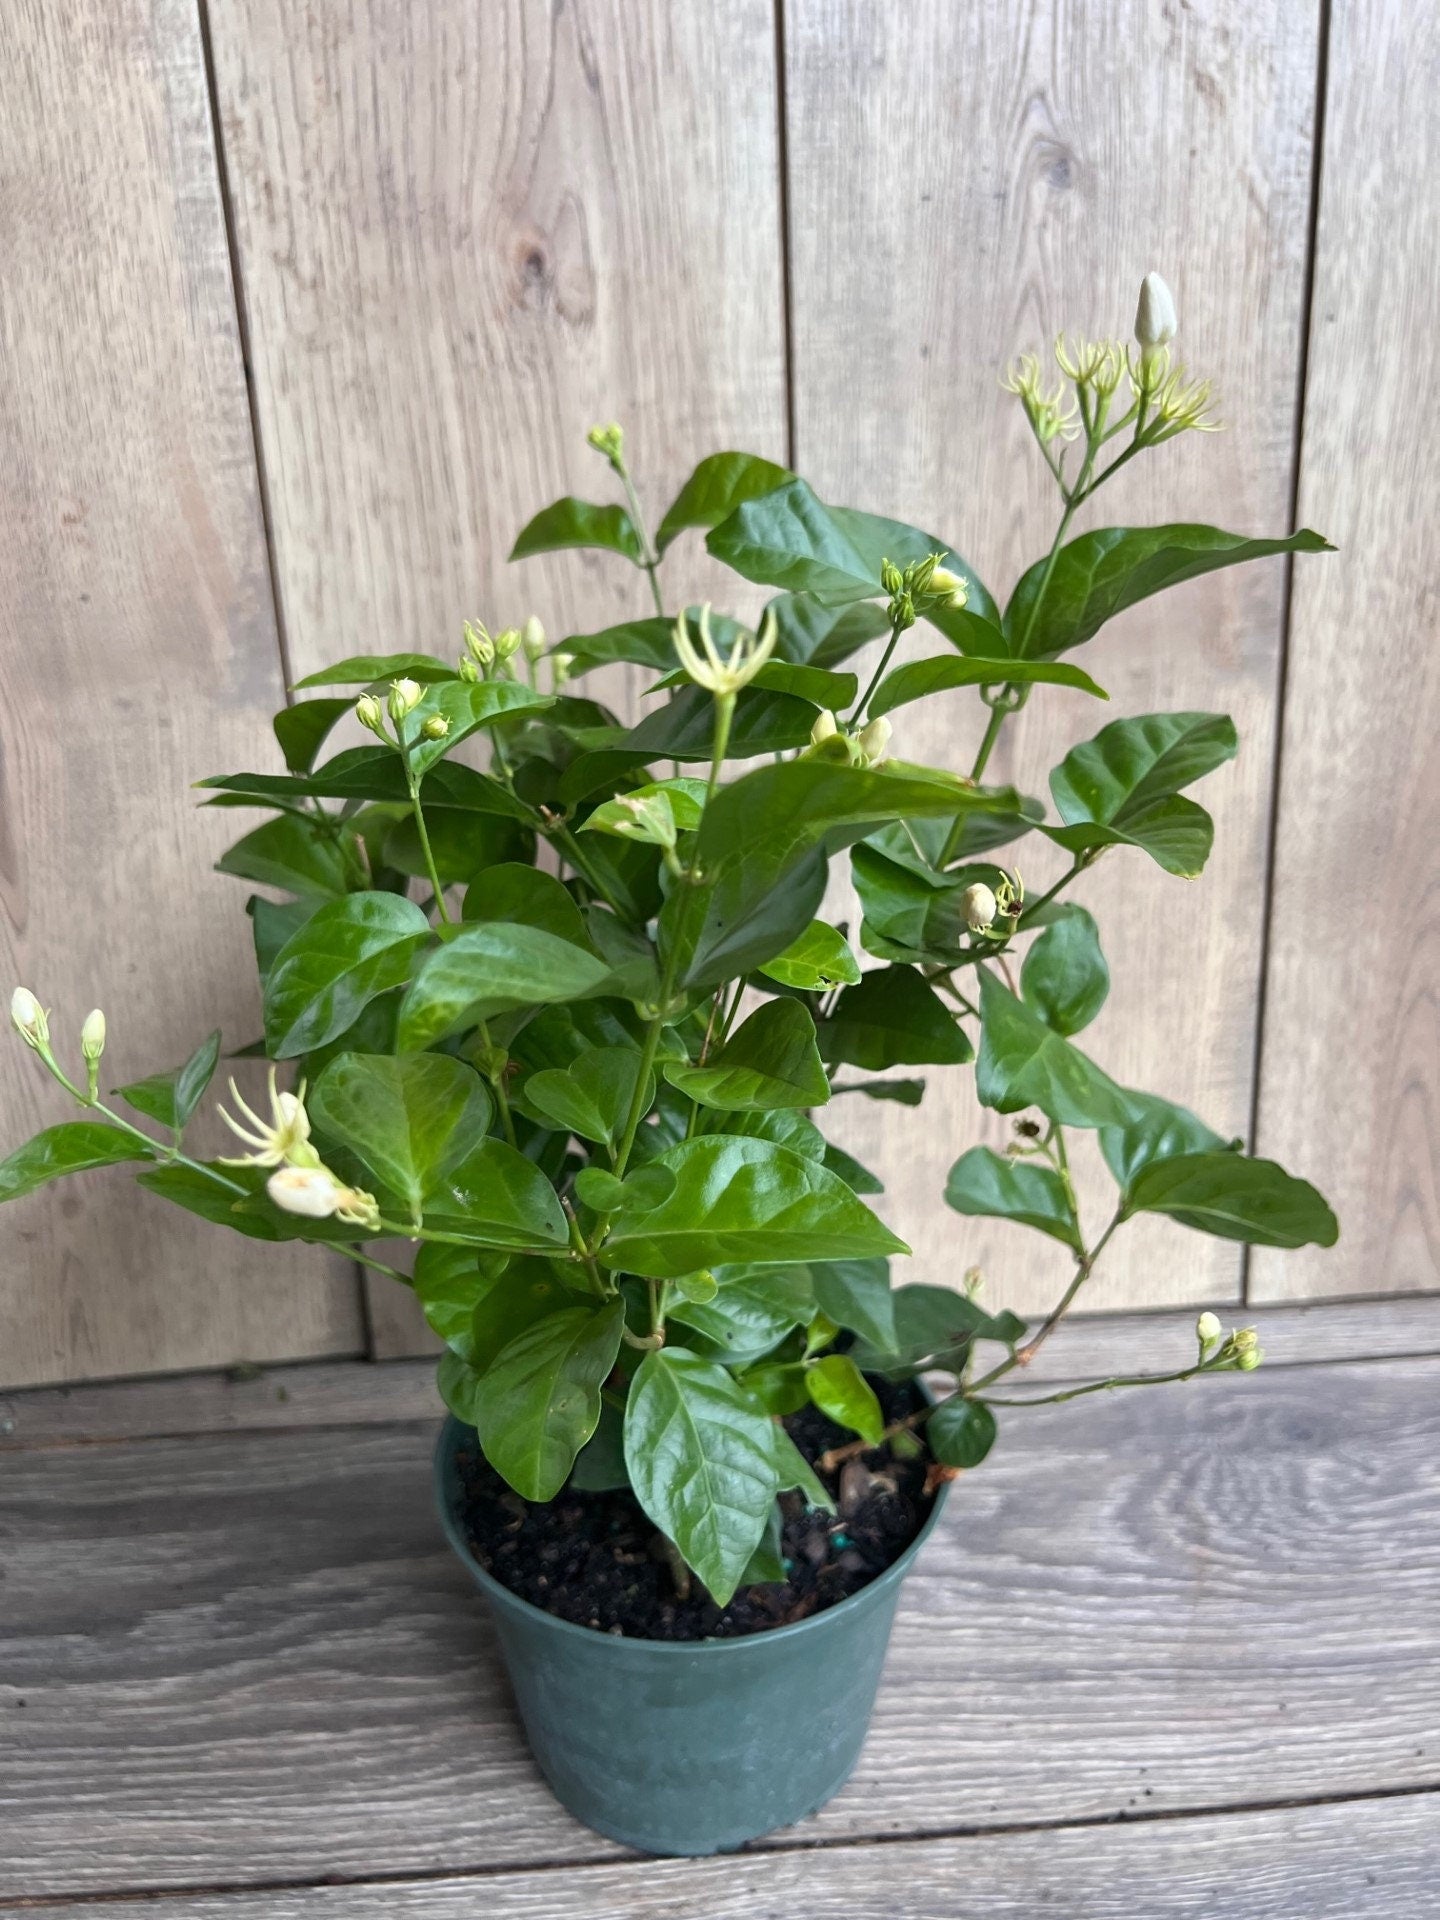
xmin=398 ymin=741 xmax=452 ymax=927
xmin=969 ymin=701 xmax=1009 ymax=782
xmin=970 ymin=1207 xmax=1125 ymax=1393
xmin=984 ymin=1363 xmax=1207 ymax=1408
xmin=850 ymin=612 xmax=908 ymax=723
xmin=349 ymin=1248 xmax=414 ymax=1286
xmin=705 ymin=692 xmax=735 ymax=799
xmin=41 ymin=1055 xmax=249 ymax=1195
xmin=1018 ymin=858 xmax=1086 ymax=927
xmin=616 ymin=456 xmax=665 ymax=617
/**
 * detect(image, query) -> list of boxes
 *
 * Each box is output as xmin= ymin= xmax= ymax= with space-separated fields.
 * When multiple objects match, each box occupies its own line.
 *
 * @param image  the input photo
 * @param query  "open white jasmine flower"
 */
xmin=218 ymin=1068 xmax=319 ymax=1169
xmin=672 ymin=604 xmax=777 ymax=697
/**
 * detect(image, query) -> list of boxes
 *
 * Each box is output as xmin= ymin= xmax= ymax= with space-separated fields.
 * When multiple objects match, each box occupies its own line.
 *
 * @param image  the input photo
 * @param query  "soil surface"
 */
xmin=454 ymin=1376 xmax=937 ymax=1640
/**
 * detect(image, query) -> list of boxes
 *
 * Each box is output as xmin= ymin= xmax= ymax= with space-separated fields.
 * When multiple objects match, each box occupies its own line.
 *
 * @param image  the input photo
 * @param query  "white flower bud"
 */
xmin=10 ymin=987 xmax=49 ymax=1050
xmin=551 ymin=651 xmax=576 ymax=687
xmin=522 ymin=615 xmax=546 ymax=662
xmin=961 ymin=882 xmax=998 ymax=931
xmin=387 ymin=678 xmax=422 ymax=723
xmin=80 ymin=1009 xmax=106 ymax=1063
xmin=421 ymin=714 xmax=450 ymax=740
xmin=928 ymin=565 xmax=968 ymax=609
xmin=810 ymin=709 xmax=839 ymax=745
xmin=355 ymin=694 xmax=385 ymax=735
xmin=463 ymin=620 xmax=495 ymax=669
xmin=857 ymin=715 xmax=892 ymax=763
xmin=266 ymin=1165 xmax=348 ymax=1219
xmin=493 ymin=627 xmax=523 ymax=662
xmin=1135 ymin=271 xmax=1178 ymax=350
xmin=1196 ymin=1310 xmax=1222 ymax=1351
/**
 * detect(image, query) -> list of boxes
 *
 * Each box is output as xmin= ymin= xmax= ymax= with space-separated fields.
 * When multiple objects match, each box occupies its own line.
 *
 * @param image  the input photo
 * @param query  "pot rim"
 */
xmin=433 ymin=1411 xmax=951 ymax=1654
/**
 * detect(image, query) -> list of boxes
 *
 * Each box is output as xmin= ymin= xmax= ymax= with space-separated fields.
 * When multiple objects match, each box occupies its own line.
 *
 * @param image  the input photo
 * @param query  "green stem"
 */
xmin=970 ymin=1208 xmax=1125 ymax=1393
xmin=850 ymin=612 xmax=908 ymax=724
xmin=397 ymin=732 xmax=452 ymax=927
xmin=43 ymin=1057 xmax=248 ymax=1196
xmin=968 ymin=701 xmax=1009 ymax=782
xmin=1017 ymin=858 xmax=1086 ymax=927
xmin=706 ymin=692 xmax=736 ymax=799
xmin=613 ymin=1011 xmax=667 ymax=1178
xmin=349 ymin=1249 xmax=414 ymax=1286
xmin=985 ymin=1363 xmax=1206 ymax=1408
xmin=616 ymin=459 xmax=665 ymax=616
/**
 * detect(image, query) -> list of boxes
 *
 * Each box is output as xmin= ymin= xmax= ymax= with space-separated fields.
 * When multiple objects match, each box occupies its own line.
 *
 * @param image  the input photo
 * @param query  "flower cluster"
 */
xmin=219 ymin=1069 xmax=379 ymax=1229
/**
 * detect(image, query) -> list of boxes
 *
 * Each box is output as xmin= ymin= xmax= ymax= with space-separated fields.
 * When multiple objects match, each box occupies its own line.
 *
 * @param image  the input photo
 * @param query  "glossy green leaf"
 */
xmin=623 ymin=1347 xmax=780 ymax=1605
xmin=384 ymin=811 xmax=532 ymax=887
xmin=273 ymin=697 xmax=354 ymax=773
xmin=1005 ymin=524 xmax=1333 ymax=660
xmin=115 ymin=1030 xmax=222 ymax=1133
xmin=944 ymin=1146 xmax=1081 ymax=1250
xmin=1021 ymin=906 xmax=1110 ymax=1035
xmin=570 ymin=1401 xmax=631 ymax=1492
xmin=667 ymin=1261 xmax=816 ymax=1353
xmin=869 ymin=652 xmax=1108 ymax=718
xmin=1044 ymin=711 xmax=1236 ymax=878
xmin=425 ymin=1137 xmax=570 ymax=1249
xmin=477 ymin=1300 xmax=626 ymax=1501
xmin=525 ymin=1046 xmax=652 ymax=1149
xmin=467 ymin=1258 xmax=581 ymax=1371
xmin=138 ymin=1160 xmax=323 ymax=1241
xmin=700 ymin=1107 xmax=827 ymax=1162
xmin=656 ymin=451 xmax=793 ymax=554
xmin=831 ymin=1076 xmax=926 ymax=1106
xmin=1125 ymin=1151 xmax=1339 ymax=1249
xmin=309 ymin=1052 xmax=493 ymax=1213
xmin=767 ymin=595 xmax=892 ymax=668
xmin=396 ymin=924 xmax=611 ymax=1049
xmin=562 ymin=617 xmax=680 ymax=674
xmin=293 ymin=652 xmax=458 ymax=688
xmin=819 ymin=966 xmax=971 ymax=1069
xmin=510 ymin=497 xmax=643 ymax=564
xmin=264 ymin=893 xmax=432 ymax=1058
xmin=770 ymin=1424 xmax=836 ymax=1511
xmin=0 ymin=1123 xmax=151 ymax=1202
xmin=200 ymin=752 xmax=529 ymax=819
xmin=1099 ymin=1090 xmax=1230 ymax=1191
xmin=404 ymin=680 xmax=553 ymax=775
xmin=821 ymin=1141 xmax=884 ymax=1194
xmin=581 ymin=778 xmax=709 ymax=845
xmin=976 ymin=971 xmax=1132 ymax=1129
xmin=461 ymin=864 xmax=590 ymax=945
xmin=851 ymin=1283 xmax=1025 ymax=1377
xmin=411 ymin=1243 xmax=502 ymax=1349
xmin=664 ymin=998 xmax=830 ymax=1112
xmin=758 ymin=920 xmax=861 ymax=991
xmin=805 ymin=1353 xmax=884 ymax=1444
xmin=216 ymin=815 xmax=353 ymax=899
xmin=600 ymin=1135 xmax=907 ymax=1279
xmin=928 ymin=1397 xmax=997 ymax=1469
xmin=739 ymin=1503 xmax=787 ymax=1586
xmin=810 ymin=1257 xmax=895 ymax=1351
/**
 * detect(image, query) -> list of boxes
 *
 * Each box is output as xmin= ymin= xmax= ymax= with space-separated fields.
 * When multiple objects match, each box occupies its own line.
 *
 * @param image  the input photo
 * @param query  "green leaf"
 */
xmin=383 ymin=812 xmax=532 ymax=887
xmin=461 ymin=864 xmax=590 ymax=945
xmin=1044 ymin=711 xmax=1236 ymax=878
xmin=664 ymin=999 xmax=830 ymax=1112
xmin=832 ymin=1076 xmax=926 ymax=1106
xmin=701 ymin=1107 xmax=827 ymax=1162
xmin=600 ymin=1136 xmax=907 ymax=1279
xmin=562 ymin=617 xmax=680 ymax=674
xmin=758 ymin=920 xmax=861 ymax=991
xmin=396 ymin=924 xmax=611 ymax=1048
xmin=249 ymin=897 xmax=315 ymax=981
xmin=928 ymin=1397 xmax=997 ymax=1469
xmin=581 ymin=778 xmax=709 ymax=845
xmin=570 ymin=1401 xmax=631 ymax=1492
xmin=425 ymin=1137 xmax=570 ymax=1249
xmin=976 ymin=971 xmax=1132 ymax=1129
xmin=739 ymin=1503 xmax=787 ymax=1586
xmin=477 ymin=1300 xmax=627 ymax=1501
xmin=138 ymin=1161 xmax=312 ymax=1241
xmin=623 ymin=1348 xmax=780 ymax=1605
xmin=869 ymin=652 xmax=1108 ymax=717
xmin=264 ymin=893 xmax=432 ymax=1058
xmin=115 ymin=1031 xmax=222 ymax=1133
xmin=1020 ymin=906 xmax=1109 ymax=1036
xmin=216 ymin=815 xmax=353 ymax=899
xmin=509 ymin=497 xmax=643 ymax=564
xmin=768 ymin=596 xmax=892 ymax=668
xmin=309 ymin=1052 xmax=493 ymax=1214
xmin=573 ymin=1166 xmax=629 ymax=1211
xmin=655 ymin=451 xmax=793 ymax=554
xmin=293 ymin=652 xmax=458 ymax=688
xmin=944 ymin=1146 xmax=1081 ymax=1251
xmin=822 ymin=1141 xmax=884 ymax=1194
xmin=651 ymin=659 xmax=858 ymax=711
xmin=1125 ymin=1152 xmax=1339 ymax=1249
xmin=1099 ymin=1090 xmax=1230 ymax=1191
xmin=273 ymin=697 xmax=354 ymax=773
xmin=805 ymin=1353 xmax=884 ymax=1443
xmin=1005 ymin=524 xmax=1333 ymax=660
xmin=667 ymin=1261 xmax=816 ymax=1353
xmin=770 ymin=1424 xmax=836 ymax=1511
xmin=411 ymin=1244 xmax=501 ymax=1349
xmin=810 ymin=1257 xmax=895 ymax=1351
xmin=467 ymin=1258 xmax=582 ymax=1371
xmin=0 ymin=1123 xmax=151 ymax=1202
xmin=404 ymin=681 xmax=552 ymax=776
xmin=525 ymin=1046 xmax=652 ymax=1150
xmin=818 ymin=965 xmax=971 ymax=1069
xmin=851 ymin=1283 xmax=1024 ymax=1377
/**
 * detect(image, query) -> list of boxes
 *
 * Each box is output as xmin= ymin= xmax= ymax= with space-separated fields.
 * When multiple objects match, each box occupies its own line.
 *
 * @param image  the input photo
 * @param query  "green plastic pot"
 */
xmin=434 ymin=1414 xmax=949 ymax=1856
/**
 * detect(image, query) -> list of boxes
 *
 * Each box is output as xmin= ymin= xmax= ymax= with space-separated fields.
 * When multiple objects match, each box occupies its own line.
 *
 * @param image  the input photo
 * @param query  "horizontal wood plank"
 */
xmin=18 ymin=1791 xmax=1438 ymax=1918
xmin=2 ymin=1356 xmax=1436 ymax=1894
xmin=6 ymin=1294 xmax=1439 ymax=1448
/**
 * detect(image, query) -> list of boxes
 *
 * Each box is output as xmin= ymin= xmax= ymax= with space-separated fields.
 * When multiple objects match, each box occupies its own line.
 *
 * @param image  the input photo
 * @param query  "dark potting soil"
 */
xmin=454 ymin=1376 xmax=938 ymax=1641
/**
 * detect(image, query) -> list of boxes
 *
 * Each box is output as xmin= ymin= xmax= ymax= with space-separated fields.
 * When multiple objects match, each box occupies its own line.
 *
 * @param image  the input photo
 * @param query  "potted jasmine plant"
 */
xmin=3 ymin=275 xmax=1336 ymax=1856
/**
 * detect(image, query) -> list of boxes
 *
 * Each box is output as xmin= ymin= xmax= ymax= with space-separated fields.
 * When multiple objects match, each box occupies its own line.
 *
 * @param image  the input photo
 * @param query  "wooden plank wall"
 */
xmin=1 ymin=0 xmax=1433 ymax=1382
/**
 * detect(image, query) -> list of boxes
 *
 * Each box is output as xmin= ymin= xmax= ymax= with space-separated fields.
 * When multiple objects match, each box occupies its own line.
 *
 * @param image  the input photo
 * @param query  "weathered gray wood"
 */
xmin=22 ymin=1792 xmax=1440 ymax=1918
xmin=784 ymin=0 xmax=1320 ymax=1317
xmin=6 ymin=1294 xmax=1439 ymax=1449
xmin=1252 ymin=0 xmax=1440 ymax=1302
xmin=3 ymin=1355 xmax=1435 ymax=1894
xmin=0 ymin=0 xmax=363 ymax=1387
xmin=204 ymin=0 xmax=788 ymax=1354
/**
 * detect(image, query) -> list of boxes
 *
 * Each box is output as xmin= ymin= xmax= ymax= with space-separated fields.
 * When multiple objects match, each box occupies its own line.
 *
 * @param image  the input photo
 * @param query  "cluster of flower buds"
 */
xmin=387 ymin=677 xmax=422 ymax=724
xmin=1196 ymin=1311 xmax=1264 ymax=1371
xmin=586 ymin=421 xmax=625 ymax=473
xmin=217 ymin=1068 xmax=380 ymax=1231
xmin=1001 ymin=353 xmax=1081 ymax=445
xmin=878 ymin=551 xmax=969 ymax=634
xmin=806 ymin=709 xmax=892 ymax=768
xmin=672 ymin=604 xmax=778 ymax=699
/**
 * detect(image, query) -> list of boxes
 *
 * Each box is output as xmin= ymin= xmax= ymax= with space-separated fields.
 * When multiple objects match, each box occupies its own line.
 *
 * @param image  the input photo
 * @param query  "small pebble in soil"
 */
xmin=455 ymin=1375 xmax=934 ymax=1642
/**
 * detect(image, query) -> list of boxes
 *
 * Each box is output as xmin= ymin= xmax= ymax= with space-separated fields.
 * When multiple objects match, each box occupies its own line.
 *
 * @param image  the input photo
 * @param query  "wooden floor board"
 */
xmin=2 ymin=1355 xmax=1436 ymax=1897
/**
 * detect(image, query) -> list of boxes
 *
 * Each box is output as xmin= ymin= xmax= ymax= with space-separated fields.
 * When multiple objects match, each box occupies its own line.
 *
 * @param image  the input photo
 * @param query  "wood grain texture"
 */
xmin=1252 ymin=0 xmax=1440 ymax=1302
xmin=0 ymin=0 xmax=363 ymax=1387
xmin=7 ymin=1293 xmax=1440 ymax=1448
xmin=784 ymin=0 xmax=1320 ymax=1315
xmin=25 ymin=1793 xmax=1440 ymax=1918
xmin=3 ymin=1355 xmax=1435 ymax=1894
xmin=205 ymin=0 xmax=787 ymax=1353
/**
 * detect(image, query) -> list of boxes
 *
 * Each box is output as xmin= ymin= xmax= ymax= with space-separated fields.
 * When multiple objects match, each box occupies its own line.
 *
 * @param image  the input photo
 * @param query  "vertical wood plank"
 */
xmin=0 ymin=0 xmax=363 ymax=1386
xmin=208 ymin=0 xmax=788 ymax=1350
xmin=1252 ymin=0 xmax=1440 ymax=1301
xmin=785 ymin=0 xmax=1319 ymax=1315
